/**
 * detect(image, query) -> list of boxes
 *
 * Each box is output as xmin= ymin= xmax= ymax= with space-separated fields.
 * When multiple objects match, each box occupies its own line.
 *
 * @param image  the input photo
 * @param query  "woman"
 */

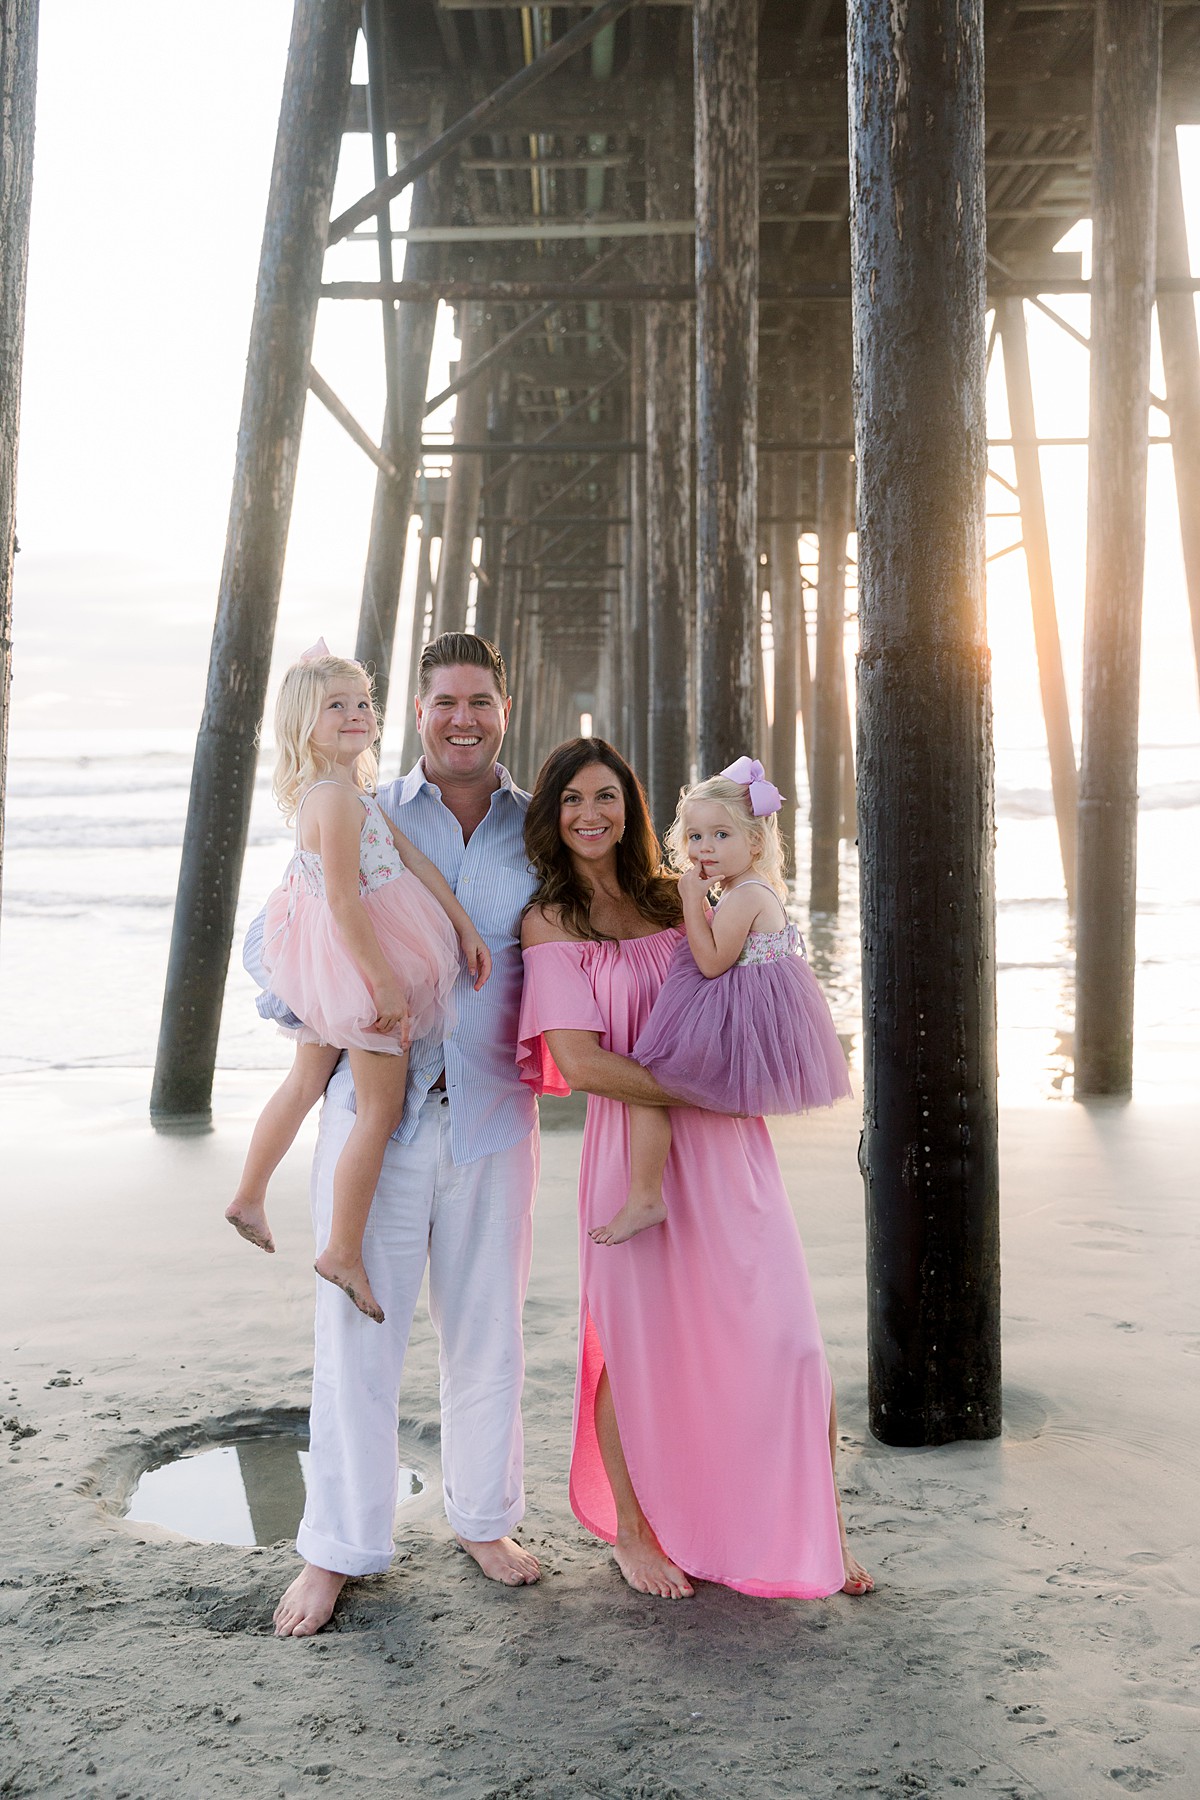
xmin=517 ymin=738 xmax=872 ymax=1601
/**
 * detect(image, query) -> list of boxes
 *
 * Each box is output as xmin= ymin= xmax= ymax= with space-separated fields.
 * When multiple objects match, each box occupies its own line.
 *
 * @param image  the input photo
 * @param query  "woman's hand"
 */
xmin=371 ymin=975 xmax=412 ymax=1047
xmin=459 ymin=928 xmax=492 ymax=991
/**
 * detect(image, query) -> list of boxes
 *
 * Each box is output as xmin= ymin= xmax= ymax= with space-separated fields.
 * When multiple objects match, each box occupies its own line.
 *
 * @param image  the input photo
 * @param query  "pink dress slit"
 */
xmin=517 ymin=928 xmax=845 ymax=1599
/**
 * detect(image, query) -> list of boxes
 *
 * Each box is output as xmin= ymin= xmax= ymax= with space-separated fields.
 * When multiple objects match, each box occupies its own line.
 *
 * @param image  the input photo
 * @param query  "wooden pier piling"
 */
xmin=1075 ymin=0 xmax=1163 ymax=1100
xmin=150 ymin=0 xmax=358 ymax=1128
xmin=810 ymin=356 xmax=853 ymax=914
xmin=848 ymin=0 xmax=1000 ymax=1444
xmin=432 ymin=306 xmax=490 ymax=637
xmin=1156 ymin=118 xmax=1200 ymax=700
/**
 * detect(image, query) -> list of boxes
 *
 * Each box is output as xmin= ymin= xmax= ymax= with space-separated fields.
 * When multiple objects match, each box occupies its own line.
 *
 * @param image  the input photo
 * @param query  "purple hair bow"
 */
xmin=720 ymin=755 xmax=784 ymax=817
xmin=298 ymin=637 xmax=332 ymax=663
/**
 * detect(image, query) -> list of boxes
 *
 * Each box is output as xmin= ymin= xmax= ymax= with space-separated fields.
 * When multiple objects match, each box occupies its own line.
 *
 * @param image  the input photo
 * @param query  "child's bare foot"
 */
xmin=613 ymin=1520 xmax=694 ymax=1599
xmin=314 ymin=1251 xmax=384 ymax=1323
xmin=589 ymin=1187 xmax=667 ymax=1246
xmin=225 ymin=1198 xmax=275 ymax=1254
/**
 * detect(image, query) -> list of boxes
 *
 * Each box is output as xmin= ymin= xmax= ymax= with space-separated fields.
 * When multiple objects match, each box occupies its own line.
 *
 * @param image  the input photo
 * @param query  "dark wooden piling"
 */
xmin=810 ymin=356 xmax=853 ymax=913
xmin=150 ymin=0 xmax=358 ymax=1128
xmin=1075 ymin=0 xmax=1163 ymax=1100
xmin=622 ymin=331 xmax=649 ymax=777
xmin=694 ymin=0 xmax=758 ymax=775
xmin=848 ymin=0 xmax=1000 ymax=1444
xmin=0 ymin=0 xmax=38 ymax=926
xmin=1156 ymin=118 xmax=1200 ymax=698
xmin=432 ymin=305 xmax=490 ymax=637
xmin=996 ymin=296 xmax=1078 ymax=908
xmin=355 ymin=162 xmax=445 ymax=723
xmin=646 ymin=75 xmax=693 ymax=832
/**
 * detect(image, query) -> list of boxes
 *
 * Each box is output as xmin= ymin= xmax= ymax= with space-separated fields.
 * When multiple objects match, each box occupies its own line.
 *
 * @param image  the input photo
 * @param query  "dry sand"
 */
xmin=1 ymin=1068 xmax=1197 ymax=1799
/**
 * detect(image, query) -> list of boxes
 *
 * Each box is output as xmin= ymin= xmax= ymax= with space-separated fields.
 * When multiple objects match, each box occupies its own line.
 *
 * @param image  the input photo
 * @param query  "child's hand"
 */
xmin=678 ymin=862 xmax=710 ymax=904
xmin=372 ymin=977 xmax=412 ymax=1048
xmin=460 ymin=929 xmax=492 ymax=991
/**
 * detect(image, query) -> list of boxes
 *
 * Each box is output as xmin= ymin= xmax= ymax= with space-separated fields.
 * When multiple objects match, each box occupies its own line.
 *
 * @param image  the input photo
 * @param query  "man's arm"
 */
xmin=243 ymin=904 xmax=303 ymax=1028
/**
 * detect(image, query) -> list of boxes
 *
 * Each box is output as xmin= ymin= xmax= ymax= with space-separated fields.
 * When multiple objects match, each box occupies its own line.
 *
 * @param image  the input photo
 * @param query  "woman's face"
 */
xmin=558 ymin=761 xmax=626 ymax=868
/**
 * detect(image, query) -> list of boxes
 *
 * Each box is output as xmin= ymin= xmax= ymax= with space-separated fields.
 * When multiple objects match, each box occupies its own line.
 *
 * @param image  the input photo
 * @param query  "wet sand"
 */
xmin=1 ymin=1069 xmax=1197 ymax=1798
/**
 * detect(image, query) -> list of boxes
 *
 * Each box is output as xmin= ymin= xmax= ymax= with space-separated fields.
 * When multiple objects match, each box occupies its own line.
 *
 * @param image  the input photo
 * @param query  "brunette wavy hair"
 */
xmin=523 ymin=738 xmax=682 ymax=943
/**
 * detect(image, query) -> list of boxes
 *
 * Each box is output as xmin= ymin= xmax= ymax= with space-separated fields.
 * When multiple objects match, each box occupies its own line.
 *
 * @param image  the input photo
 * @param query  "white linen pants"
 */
xmin=296 ymin=1093 xmax=539 ymax=1576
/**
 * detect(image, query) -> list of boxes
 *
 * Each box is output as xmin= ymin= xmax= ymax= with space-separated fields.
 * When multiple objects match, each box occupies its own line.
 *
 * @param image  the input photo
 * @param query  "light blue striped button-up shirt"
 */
xmin=243 ymin=761 xmax=538 ymax=1166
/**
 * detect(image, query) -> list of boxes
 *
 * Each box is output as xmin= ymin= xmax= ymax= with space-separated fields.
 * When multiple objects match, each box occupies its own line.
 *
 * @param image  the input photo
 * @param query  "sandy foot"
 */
xmin=614 ymin=1522 xmax=694 ymax=1599
xmin=272 ymin=1564 xmax=347 ymax=1637
xmin=589 ymin=1187 xmax=668 ymax=1246
xmin=224 ymin=1198 xmax=275 ymax=1254
xmin=455 ymin=1534 xmax=541 ymax=1586
xmin=314 ymin=1252 xmax=384 ymax=1323
xmin=840 ymin=1534 xmax=874 ymax=1596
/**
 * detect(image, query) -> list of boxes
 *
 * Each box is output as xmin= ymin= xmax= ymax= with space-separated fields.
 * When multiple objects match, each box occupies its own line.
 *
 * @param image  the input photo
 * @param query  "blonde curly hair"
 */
xmin=664 ymin=773 xmax=787 ymax=899
xmin=271 ymin=654 xmax=379 ymax=822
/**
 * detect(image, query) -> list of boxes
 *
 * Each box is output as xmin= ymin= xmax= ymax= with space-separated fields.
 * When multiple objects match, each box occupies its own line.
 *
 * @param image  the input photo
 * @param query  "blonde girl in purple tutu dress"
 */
xmin=225 ymin=644 xmax=490 ymax=1323
xmin=590 ymin=756 xmax=851 ymax=1246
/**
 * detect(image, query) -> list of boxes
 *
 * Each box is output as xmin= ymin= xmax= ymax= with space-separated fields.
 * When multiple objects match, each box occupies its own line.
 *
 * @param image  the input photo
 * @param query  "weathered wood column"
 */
xmin=623 ymin=329 xmax=649 ymax=777
xmin=848 ymin=0 xmax=1000 ymax=1443
xmin=997 ymin=296 xmax=1078 ymax=908
xmin=400 ymin=494 xmax=436 ymax=768
xmin=769 ymin=474 xmax=800 ymax=878
xmin=1075 ymin=0 xmax=1163 ymax=1099
xmin=810 ymin=355 xmax=853 ymax=913
xmin=1156 ymin=118 xmax=1200 ymax=698
xmin=432 ymin=306 xmax=490 ymax=639
xmin=694 ymin=0 xmax=758 ymax=775
xmin=647 ymin=77 xmax=694 ymax=829
xmin=151 ymin=0 xmax=358 ymax=1127
xmin=355 ymin=162 xmax=445 ymax=723
xmin=0 ymin=0 xmax=38 ymax=925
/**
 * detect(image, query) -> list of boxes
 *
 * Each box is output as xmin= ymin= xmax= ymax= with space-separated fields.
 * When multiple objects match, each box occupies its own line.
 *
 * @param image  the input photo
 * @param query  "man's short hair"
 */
xmin=417 ymin=632 xmax=508 ymax=701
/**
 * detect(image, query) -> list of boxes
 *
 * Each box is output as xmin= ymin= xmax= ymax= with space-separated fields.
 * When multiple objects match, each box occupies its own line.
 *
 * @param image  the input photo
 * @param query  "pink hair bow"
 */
xmin=298 ymin=637 xmax=332 ymax=662
xmin=720 ymin=755 xmax=784 ymax=817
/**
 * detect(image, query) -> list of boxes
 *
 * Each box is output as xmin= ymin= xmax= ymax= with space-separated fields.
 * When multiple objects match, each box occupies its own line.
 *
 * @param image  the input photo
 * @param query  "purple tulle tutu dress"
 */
xmin=261 ymin=783 xmax=459 ymax=1054
xmin=633 ymin=900 xmax=852 ymax=1118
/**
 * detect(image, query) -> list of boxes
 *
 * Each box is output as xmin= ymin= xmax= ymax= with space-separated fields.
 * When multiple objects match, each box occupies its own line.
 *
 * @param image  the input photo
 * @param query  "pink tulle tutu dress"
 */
xmin=633 ymin=883 xmax=852 ymax=1116
xmin=261 ymin=782 xmax=459 ymax=1053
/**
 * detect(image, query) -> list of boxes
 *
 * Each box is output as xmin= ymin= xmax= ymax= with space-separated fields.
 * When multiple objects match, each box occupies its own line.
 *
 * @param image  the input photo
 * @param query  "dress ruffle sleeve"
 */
xmin=517 ymin=940 xmax=606 ymax=1096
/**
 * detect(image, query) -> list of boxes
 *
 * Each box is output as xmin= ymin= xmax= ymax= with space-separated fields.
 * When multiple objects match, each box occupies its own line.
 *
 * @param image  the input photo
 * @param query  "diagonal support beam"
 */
xmin=327 ymin=0 xmax=641 ymax=246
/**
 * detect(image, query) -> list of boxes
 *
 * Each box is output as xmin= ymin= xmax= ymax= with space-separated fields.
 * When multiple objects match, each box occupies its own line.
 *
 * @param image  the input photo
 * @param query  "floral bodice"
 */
xmin=736 ymin=919 xmax=804 ymax=966
xmin=289 ymin=786 xmax=404 ymax=897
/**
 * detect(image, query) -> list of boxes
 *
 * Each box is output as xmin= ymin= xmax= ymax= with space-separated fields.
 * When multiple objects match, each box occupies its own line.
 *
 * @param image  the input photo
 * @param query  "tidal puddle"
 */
xmin=123 ymin=1435 xmax=426 ymax=1546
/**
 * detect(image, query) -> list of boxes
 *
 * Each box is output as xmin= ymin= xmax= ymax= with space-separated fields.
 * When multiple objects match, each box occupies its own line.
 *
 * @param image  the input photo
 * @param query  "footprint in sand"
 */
xmin=1108 ymin=1769 xmax=1166 ymax=1792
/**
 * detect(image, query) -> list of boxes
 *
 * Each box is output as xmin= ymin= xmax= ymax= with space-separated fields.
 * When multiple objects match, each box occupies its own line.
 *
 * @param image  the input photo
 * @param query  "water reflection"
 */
xmin=124 ymin=1436 xmax=425 ymax=1545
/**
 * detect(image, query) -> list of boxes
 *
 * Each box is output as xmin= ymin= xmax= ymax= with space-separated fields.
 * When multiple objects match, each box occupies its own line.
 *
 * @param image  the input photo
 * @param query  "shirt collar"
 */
xmin=397 ymin=759 xmax=529 ymax=809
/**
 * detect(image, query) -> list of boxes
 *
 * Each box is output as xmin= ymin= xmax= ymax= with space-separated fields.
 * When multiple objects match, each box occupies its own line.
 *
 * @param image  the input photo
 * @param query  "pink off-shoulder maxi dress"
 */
xmin=518 ymin=928 xmax=845 ymax=1598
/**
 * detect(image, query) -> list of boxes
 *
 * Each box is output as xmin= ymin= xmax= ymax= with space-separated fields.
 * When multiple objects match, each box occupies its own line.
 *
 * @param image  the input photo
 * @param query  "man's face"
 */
xmin=415 ymin=664 xmax=511 ymax=784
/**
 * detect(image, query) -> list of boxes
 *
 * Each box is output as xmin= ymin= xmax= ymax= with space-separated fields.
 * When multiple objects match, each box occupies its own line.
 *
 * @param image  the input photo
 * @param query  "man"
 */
xmin=245 ymin=632 xmax=540 ymax=1637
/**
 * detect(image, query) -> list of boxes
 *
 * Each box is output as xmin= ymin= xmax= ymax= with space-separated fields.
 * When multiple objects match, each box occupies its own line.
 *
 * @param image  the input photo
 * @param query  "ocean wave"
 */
xmin=2 ymin=816 xmax=287 ymax=851
xmin=997 ymin=780 xmax=1200 ymax=818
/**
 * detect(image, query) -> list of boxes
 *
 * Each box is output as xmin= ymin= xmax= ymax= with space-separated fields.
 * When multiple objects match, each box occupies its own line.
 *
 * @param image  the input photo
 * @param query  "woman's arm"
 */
xmin=310 ymin=788 xmax=411 ymax=1038
xmin=383 ymin=813 xmax=491 ymax=990
xmin=543 ymin=1028 xmax=681 ymax=1107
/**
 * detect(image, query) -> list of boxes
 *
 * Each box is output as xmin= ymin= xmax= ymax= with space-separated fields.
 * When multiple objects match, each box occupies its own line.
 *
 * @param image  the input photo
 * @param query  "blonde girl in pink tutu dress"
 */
xmin=225 ymin=645 xmax=490 ymax=1324
xmin=590 ymin=756 xmax=851 ymax=1246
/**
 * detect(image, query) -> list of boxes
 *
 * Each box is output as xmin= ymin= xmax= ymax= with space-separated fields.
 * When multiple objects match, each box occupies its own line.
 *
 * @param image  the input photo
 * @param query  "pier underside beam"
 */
xmin=848 ymin=0 xmax=1000 ymax=1444
xmin=1075 ymin=0 xmax=1164 ymax=1099
xmin=151 ymin=0 xmax=358 ymax=1129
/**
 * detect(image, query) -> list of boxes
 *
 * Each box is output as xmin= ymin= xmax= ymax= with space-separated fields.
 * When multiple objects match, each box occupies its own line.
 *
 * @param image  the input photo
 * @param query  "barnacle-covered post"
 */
xmin=1075 ymin=0 xmax=1163 ymax=1098
xmin=848 ymin=0 xmax=1000 ymax=1444
xmin=151 ymin=0 xmax=358 ymax=1128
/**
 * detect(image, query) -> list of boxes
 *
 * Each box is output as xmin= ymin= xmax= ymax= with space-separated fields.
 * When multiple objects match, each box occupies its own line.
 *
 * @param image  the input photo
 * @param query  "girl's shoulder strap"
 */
xmin=719 ymin=877 xmax=788 ymax=924
xmin=294 ymin=779 xmax=364 ymax=843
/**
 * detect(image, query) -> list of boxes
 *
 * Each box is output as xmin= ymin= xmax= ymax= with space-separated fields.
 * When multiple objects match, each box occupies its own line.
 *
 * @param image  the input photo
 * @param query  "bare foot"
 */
xmin=840 ymin=1545 xmax=874 ymax=1595
xmin=455 ymin=1534 xmax=541 ymax=1586
xmin=225 ymin=1198 xmax=275 ymax=1254
xmin=589 ymin=1186 xmax=668 ymax=1247
xmin=314 ymin=1251 xmax=384 ymax=1323
xmin=272 ymin=1563 xmax=347 ymax=1637
xmin=613 ymin=1521 xmax=694 ymax=1599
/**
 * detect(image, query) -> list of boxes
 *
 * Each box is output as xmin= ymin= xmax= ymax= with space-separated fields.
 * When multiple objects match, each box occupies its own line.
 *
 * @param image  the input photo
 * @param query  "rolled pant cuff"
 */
xmin=443 ymin=1490 xmax=525 ymax=1544
xmin=295 ymin=1523 xmax=393 ymax=1578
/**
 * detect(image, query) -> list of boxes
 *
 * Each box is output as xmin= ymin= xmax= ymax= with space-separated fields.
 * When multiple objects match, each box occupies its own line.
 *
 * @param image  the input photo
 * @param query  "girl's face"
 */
xmin=682 ymin=799 xmax=756 ymax=886
xmin=558 ymin=761 xmax=626 ymax=868
xmin=309 ymin=677 xmax=377 ymax=766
